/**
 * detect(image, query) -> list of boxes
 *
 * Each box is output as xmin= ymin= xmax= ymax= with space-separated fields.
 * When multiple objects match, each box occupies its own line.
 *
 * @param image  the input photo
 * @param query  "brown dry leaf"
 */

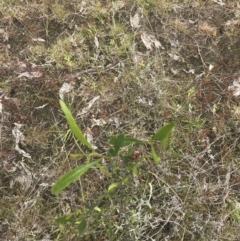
xmin=18 ymin=71 xmax=43 ymax=79
xmin=198 ymin=21 xmax=217 ymax=36
xmin=170 ymin=19 xmax=189 ymax=32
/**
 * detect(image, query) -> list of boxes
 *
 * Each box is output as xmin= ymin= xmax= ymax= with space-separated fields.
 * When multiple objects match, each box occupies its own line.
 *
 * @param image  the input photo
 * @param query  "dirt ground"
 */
xmin=1 ymin=1 xmax=240 ymax=240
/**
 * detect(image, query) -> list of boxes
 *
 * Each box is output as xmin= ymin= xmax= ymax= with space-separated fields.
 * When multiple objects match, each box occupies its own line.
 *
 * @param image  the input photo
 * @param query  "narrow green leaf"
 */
xmin=59 ymin=100 xmax=94 ymax=151
xmin=171 ymin=152 xmax=183 ymax=158
xmin=132 ymin=163 xmax=138 ymax=176
xmin=51 ymin=160 xmax=100 ymax=195
xmin=122 ymin=136 xmax=142 ymax=146
xmin=108 ymin=134 xmax=142 ymax=156
xmin=94 ymin=206 xmax=101 ymax=212
xmin=108 ymin=182 xmax=119 ymax=192
xmin=108 ymin=148 xmax=117 ymax=157
xmin=108 ymin=133 xmax=125 ymax=156
xmin=152 ymin=123 xmax=175 ymax=151
xmin=70 ymin=153 xmax=85 ymax=158
xmin=96 ymin=163 xmax=111 ymax=177
xmin=55 ymin=214 xmax=75 ymax=224
xmin=151 ymin=145 xmax=161 ymax=163
xmin=161 ymin=138 xmax=168 ymax=152
xmin=122 ymin=176 xmax=129 ymax=185
xmin=71 ymin=152 xmax=102 ymax=158
xmin=153 ymin=123 xmax=175 ymax=141
xmin=110 ymin=133 xmax=125 ymax=147
xmin=78 ymin=219 xmax=87 ymax=236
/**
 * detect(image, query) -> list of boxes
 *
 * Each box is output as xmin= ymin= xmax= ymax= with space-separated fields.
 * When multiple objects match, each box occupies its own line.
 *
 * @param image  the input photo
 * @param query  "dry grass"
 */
xmin=1 ymin=0 xmax=240 ymax=240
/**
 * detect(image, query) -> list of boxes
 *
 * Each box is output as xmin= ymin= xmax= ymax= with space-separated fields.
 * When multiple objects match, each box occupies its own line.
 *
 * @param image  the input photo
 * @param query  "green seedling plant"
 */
xmin=52 ymin=100 xmax=174 ymax=236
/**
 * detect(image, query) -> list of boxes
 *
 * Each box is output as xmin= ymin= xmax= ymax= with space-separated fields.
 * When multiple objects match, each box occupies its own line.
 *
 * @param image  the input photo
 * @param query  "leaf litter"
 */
xmin=77 ymin=96 xmax=100 ymax=116
xmin=130 ymin=11 xmax=141 ymax=28
xmin=141 ymin=31 xmax=164 ymax=50
xmin=12 ymin=123 xmax=31 ymax=159
xmin=228 ymin=77 xmax=240 ymax=97
xmin=59 ymin=82 xmax=75 ymax=100
xmin=1 ymin=1 xmax=240 ymax=240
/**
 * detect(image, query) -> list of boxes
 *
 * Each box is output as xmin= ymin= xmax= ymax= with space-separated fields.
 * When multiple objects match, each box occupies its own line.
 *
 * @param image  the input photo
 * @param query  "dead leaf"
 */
xmin=109 ymin=117 xmax=120 ymax=128
xmin=130 ymin=12 xmax=140 ymax=28
xmin=91 ymin=118 xmax=107 ymax=127
xmin=168 ymin=53 xmax=181 ymax=61
xmin=59 ymin=82 xmax=74 ymax=100
xmin=12 ymin=123 xmax=31 ymax=158
xmin=228 ymin=78 xmax=240 ymax=97
xmin=85 ymin=127 xmax=97 ymax=149
xmin=141 ymin=32 xmax=164 ymax=50
xmin=198 ymin=21 xmax=217 ymax=36
xmin=18 ymin=71 xmax=42 ymax=79
xmin=213 ymin=0 xmax=226 ymax=6
xmin=77 ymin=96 xmax=100 ymax=116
